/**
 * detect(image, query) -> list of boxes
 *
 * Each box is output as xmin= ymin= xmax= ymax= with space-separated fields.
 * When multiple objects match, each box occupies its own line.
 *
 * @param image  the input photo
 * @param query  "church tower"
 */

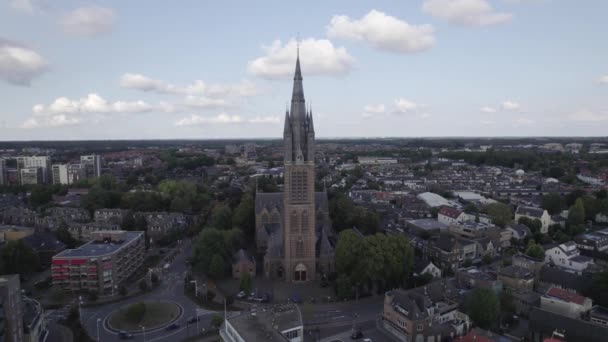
xmin=283 ymin=52 xmax=316 ymax=282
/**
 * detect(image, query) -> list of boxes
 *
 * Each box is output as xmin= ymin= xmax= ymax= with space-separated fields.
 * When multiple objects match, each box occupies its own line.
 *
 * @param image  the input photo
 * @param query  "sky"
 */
xmin=1 ymin=0 xmax=608 ymax=140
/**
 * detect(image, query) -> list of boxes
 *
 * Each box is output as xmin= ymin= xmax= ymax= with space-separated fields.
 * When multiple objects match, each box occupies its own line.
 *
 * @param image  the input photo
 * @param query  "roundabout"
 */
xmin=106 ymin=300 xmax=183 ymax=333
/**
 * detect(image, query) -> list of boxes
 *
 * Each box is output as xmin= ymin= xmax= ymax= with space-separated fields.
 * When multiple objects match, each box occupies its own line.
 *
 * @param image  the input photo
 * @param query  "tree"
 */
xmin=486 ymin=202 xmax=512 ymax=228
xmin=232 ymin=193 xmax=255 ymax=239
xmin=0 ymin=240 xmax=40 ymax=275
xmin=467 ymin=288 xmax=499 ymax=329
xmin=139 ymin=280 xmax=149 ymax=292
xmin=151 ymin=273 xmax=159 ymax=284
xmin=239 ymin=273 xmax=252 ymax=293
xmin=211 ymin=205 xmax=233 ymax=230
xmin=125 ymin=302 xmax=146 ymax=323
xmin=568 ymin=198 xmax=586 ymax=226
xmin=208 ymin=254 xmax=225 ymax=279
xmin=542 ymin=193 xmax=563 ymax=215
xmin=54 ymin=224 xmax=79 ymax=248
xmin=525 ymin=241 xmax=545 ymax=259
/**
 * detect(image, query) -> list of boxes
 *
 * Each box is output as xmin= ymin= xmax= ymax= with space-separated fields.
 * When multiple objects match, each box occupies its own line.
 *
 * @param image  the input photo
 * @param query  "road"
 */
xmin=80 ymin=241 xmax=220 ymax=342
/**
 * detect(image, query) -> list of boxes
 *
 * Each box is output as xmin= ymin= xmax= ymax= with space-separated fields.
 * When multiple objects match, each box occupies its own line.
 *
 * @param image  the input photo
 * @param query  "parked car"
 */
xmin=118 ymin=331 xmax=134 ymax=339
xmin=187 ymin=316 xmax=200 ymax=324
xmin=363 ymin=339 xmax=372 ymax=342
xmin=165 ymin=323 xmax=180 ymax=331
xmin=290 ymin=294 xmax=302 ymax=303
xmin=236 ymin=291 xmax=246 ymax=299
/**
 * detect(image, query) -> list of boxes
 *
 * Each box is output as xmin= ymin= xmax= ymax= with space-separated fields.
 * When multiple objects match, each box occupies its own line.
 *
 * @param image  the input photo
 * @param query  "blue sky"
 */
xmin=1 ymin=0 xmax=607 ymax=140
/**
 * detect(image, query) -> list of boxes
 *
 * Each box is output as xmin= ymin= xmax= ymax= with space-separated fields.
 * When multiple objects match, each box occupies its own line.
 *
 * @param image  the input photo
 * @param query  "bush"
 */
xmin=211 ymin=315 xmax=224 ymax=329
xmin=125 ymin=302 xmax=146 ymax=323
xmin=239 ymin=273 xmax=252 ymax=293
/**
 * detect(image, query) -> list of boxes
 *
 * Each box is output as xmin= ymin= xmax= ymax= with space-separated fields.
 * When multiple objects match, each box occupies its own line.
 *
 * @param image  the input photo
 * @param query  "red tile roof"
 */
xmin=438 ymin=206 xmax=463 ymax=219
xmin=545 ymin=287 xmax=587 ymax=305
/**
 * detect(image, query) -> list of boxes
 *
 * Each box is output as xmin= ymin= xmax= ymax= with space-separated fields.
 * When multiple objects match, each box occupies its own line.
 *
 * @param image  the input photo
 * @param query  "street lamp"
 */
xmin=78 ymin=296 xmax=83 ymax=323
xmin=96 ymin=318 xmax=101 ymax=342
xmin=141 ymin=325 xmax=146 ymax=342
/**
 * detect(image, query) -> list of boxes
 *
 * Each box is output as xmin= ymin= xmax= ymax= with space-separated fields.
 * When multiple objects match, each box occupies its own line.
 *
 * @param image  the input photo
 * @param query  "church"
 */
xmin=255 ymin=54 xmax=335 ymax=282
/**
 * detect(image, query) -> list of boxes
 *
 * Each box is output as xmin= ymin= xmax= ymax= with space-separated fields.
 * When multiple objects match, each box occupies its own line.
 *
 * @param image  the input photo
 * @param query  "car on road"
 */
xmin=117 ymin=331 xmax=134 ymax=339
xmin=290 ymin=294 xmax=302 ymax=303
xmin=165 ymin=323 xmax=180 ymax=331
xmin=187 ymin=316 xmax=200 ymax=324
xmin=363 ymin=339 xmax=372 ymax=342
xmin=350 ymin=330 xmax=363 ymax=340
xmin=236 ymin=291 xmax=246 ymax=299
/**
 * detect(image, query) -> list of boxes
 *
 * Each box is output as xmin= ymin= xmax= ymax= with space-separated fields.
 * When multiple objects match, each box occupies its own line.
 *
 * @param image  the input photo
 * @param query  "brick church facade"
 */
xmin=255 ymin=54 xmax=335 ymax=282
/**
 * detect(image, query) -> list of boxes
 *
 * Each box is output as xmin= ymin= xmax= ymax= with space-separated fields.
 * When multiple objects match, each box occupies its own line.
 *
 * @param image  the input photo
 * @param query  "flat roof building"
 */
xmin=52 ymin=230 xmax=144 ymax=295
xmin=220 ymin=304 xmax=303 ymax=342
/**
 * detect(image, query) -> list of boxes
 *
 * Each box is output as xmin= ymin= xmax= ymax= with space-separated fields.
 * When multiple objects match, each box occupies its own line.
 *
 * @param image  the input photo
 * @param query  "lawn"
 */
xmin=108 ymin=301 xmax=180 ymax=332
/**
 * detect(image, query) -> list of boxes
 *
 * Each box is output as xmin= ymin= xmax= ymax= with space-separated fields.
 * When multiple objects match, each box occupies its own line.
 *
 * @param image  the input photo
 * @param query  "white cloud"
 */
xmin=480 ymin=106 xmax=497 ymax=113
xmin=598 ymin=75 xmax=608 ymax=84
xmin=363 ymin=104 xmax=386 ymax=117
xmin=0 ymin=38 xmax=48 ymax=86
xmin=120 ymin=73 xmax=257 ymax=98
xmin=422 ymin=0 xmax=512 ymax=26
xmin=174 ymin=113 xmax=281 ymax=126
xmin=248 ymin=38 xmax=354 ymax=79
xmin=394 ymin=98 xmax=419 ymax=113
xmin=32 ymin=93 xmax=154 ymax=116
xmin=20 ymin=114 xmax=81 ymax=129
xmin=327 ymin=10 xmax=435 ymax=53
xmin=61 ymin=7 xmax=115 ymax=37
xmin=502 ymin=101 xmax=520 ymax=111
xmin=480 ymin=120 xmax=496 ymax=125
xmin=182 ymin=96 xmax=230 ymax=109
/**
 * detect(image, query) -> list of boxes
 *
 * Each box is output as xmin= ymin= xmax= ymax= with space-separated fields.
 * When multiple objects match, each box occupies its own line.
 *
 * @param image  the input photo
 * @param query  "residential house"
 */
xmin=507 ymin=224 xmax=532 ymax=241
xmin=456 ymin=267 xmax=502 ymax=293
xmin=412 ymin=260 xmax=442 ymax=279
xmin=515 ymin=206 xmax=551 ymax=234
xmin=438 ymin=206 xmax=467 ymax=225
xmin=232 ymin=249 xmax=256 ymax=279
xmin=545 ymin=242 xmax=593 ymax=273
xmin=512 ymin=253 xmax=545 ymax=277
xmin=498 ymin=265 xmax=534 ymax=291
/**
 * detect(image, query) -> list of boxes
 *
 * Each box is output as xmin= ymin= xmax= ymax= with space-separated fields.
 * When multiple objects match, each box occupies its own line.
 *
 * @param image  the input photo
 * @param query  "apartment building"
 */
xmin=80 ymin=155 xmax=102 ymax=178
xmin=17 ymin=156 xmax=51 ymax=184
xmin=0 ymin=158 xmax=6 ymax=185
xmin=52 ymin=164 xmax=69 ymax=185
xmin=52 ymin=230 xmax=144 ymax=295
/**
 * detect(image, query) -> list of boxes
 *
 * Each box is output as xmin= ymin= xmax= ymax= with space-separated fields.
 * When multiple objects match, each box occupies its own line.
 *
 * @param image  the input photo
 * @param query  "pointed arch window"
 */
xmin=296 ymin=239 xmax=304 ymax=258
xmin=301 ymin=210 xmax=308 ymax=232
xmin=261 ymin=213 xmax=269 ymax=225
xmin=291 ymin=210 xmax=298 ymax=231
